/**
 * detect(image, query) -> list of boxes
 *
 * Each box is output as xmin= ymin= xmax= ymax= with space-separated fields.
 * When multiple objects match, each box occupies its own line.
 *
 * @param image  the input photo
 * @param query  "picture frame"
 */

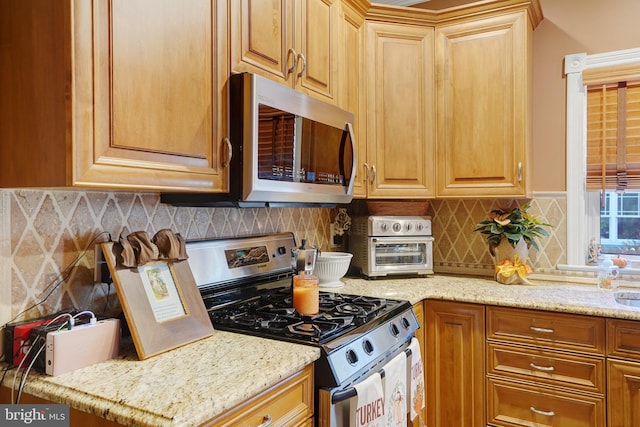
xmin=100 ymin=241 xmax=214 ymax=359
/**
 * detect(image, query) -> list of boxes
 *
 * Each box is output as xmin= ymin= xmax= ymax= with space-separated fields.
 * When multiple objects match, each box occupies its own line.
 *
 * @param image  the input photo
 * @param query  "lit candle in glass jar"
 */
xmin=293 ymin=274 xmax=319 ymax=315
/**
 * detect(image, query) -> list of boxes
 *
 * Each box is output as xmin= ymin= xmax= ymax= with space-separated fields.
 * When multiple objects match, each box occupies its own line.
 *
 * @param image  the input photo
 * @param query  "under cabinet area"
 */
xmin=486 ymin=306 xmax=606 ymax=427
xmin=0 ymin=0 xmax=230 ymax=191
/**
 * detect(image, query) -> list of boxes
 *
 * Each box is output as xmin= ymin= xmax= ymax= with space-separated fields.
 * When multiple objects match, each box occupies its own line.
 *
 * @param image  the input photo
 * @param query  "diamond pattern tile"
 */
xmin=3 ymin=189 xmax=635 ymax=327
xmin=1 ymin=189 xmax=339 ymax=323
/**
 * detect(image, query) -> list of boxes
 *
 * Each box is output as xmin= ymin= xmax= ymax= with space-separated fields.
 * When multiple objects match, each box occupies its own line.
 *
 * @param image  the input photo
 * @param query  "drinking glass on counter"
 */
xmin=293 ymin=274 xmax=319 ymax=315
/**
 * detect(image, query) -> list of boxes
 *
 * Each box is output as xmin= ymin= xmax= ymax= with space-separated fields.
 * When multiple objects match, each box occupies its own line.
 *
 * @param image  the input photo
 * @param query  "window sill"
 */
xmin=557 ymin=263 xmax=640 ymax=276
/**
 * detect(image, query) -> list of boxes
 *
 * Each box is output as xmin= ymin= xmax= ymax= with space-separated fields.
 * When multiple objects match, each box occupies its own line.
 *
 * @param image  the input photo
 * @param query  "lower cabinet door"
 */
xmin=607 ymin=359 xmax=640 ymax=427
xmin=487 ymin=377 xmax=605 ymax=427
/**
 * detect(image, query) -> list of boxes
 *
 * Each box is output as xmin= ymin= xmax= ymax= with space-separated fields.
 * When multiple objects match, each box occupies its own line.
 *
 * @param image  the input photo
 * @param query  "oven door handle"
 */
xmin=331 ymin=346 xmax=414 ymax=404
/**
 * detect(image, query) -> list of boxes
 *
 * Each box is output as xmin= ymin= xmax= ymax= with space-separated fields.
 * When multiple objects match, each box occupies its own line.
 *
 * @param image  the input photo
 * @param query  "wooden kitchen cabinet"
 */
xmin=426 ymin=300 xmax=485 ymax=427
xmin=486 ymin=306 xmax=606 ymax=427
xmin=207 ymin=364 xmax=314 ymax=427
xmin=0 ymin=0 xmax=230 ymax=191
xmin=230 ymin=0 xmax=338 ymax=103
xmin=361 ymin=18 xmax=436 ymax=198
xmin=435 ymin=4 xmax=542 ymax=198
xmin=337 ymin=1 xmax=367 ymax=198
xmin=606 ymin=318 xmax=640 ymax=427
xmin=0 ymin=364 xmax=314 ymax=427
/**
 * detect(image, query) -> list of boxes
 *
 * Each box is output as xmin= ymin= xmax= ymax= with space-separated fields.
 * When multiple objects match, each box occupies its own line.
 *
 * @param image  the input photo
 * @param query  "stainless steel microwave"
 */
xmin=162 ymin=72 xmax=356 ymax=207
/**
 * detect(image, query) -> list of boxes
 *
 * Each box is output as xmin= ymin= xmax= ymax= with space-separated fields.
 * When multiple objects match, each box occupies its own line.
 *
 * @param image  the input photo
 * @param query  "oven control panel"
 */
xmin=355 ymin=216 xmax=432 ymax=237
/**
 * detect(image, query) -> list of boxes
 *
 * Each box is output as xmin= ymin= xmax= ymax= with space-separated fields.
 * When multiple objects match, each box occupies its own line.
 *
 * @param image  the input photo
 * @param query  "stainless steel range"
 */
xmin=185 ymin=233 xmax=419 ymax=426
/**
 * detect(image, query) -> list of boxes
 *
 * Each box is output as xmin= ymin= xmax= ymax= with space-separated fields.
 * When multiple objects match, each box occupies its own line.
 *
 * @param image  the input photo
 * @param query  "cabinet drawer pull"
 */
xmin=529 ymin=362 xmax=555 ymax=372
xmin=255 ymin=414 xmax=272 ymax=427
xmin=530 ymin=406 xmax=555 ymax=417
xmin=364 ymin=163 xmax=370 ymax=182
xmin=370 ymin=165 xmax=377 ymax=184
xmin=530 ymin=326 xmax=554 ymax=334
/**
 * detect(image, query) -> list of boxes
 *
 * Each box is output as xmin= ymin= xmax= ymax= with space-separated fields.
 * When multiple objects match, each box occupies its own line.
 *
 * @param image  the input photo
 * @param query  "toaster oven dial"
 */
xmin=392 ymin=223 xmax=402 ymax=233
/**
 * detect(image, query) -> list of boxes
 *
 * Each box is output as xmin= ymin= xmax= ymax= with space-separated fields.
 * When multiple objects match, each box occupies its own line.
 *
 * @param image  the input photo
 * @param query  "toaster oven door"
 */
xmin=367 ymin=236 xmax=434 ymax=276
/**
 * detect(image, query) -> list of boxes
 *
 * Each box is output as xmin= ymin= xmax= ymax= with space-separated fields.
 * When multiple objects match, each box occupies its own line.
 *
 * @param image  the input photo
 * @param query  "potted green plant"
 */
xmin=474 ymin=204 xmax=552 ymax=284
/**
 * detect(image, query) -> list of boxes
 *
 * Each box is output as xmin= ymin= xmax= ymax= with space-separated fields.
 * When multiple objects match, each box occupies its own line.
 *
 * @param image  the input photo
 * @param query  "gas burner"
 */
xmin=287 ymin=320 xmax=341 ymax=340
xmin=335 ymin=303 xmax=367 ymax=317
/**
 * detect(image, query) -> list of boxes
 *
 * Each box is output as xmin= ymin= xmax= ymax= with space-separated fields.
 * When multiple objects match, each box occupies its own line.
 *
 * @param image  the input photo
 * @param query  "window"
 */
xmin=564 ymin=48 xmax=640 ymax=270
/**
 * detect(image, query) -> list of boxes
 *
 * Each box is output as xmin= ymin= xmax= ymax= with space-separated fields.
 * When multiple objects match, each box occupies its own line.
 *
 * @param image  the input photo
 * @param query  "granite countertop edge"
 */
xmin=6 ymin=274 xmax=640 ymax=426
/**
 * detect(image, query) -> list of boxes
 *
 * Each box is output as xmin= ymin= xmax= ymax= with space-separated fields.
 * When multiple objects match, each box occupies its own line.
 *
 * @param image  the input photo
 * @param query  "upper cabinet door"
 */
xmin=230 ymin=0 xmax=336 ymax=103
xmin=85 ymin=0 xmax=229 ymax=190
xmin=230 ymin=0 xmax=294 ymax=84
xmin=435 ymin=10 xmax=532 ymax=198
xmin=0 ymin=0 xmax=229 ymax=191
xmin=364 ymin=21 xmax=436 ymax=198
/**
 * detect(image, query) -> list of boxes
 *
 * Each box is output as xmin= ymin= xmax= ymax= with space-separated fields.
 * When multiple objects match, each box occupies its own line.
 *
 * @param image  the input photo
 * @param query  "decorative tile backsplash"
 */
xmin=429 ymin=195 xmax=567 ymax=276
xmin=0 ymin=189 xmax=334 ymax=325
xmin=0 ymin=189 xmax=579 ymax=327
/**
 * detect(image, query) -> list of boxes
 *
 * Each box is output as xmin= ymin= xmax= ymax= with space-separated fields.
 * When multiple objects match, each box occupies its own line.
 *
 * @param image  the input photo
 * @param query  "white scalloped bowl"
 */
xmin=314 ymin=252 xmax=353 ymax=288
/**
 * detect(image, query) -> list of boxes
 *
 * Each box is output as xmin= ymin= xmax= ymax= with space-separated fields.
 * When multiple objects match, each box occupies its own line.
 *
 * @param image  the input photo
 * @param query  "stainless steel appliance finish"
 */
xmin=350 ymin=216 xmax=434 ymax=277
xmin=162 ymin=72 xmax=356 ymax=207
xmin=186 ymin=233 xmax=419 ymax=426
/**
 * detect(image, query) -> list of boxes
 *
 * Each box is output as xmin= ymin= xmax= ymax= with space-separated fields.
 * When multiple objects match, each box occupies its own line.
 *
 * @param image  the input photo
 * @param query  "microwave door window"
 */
xmin=257 ymin=104 xmax=295 ymax=182
xmin=300 ymin=119 xmax=353 ymax=187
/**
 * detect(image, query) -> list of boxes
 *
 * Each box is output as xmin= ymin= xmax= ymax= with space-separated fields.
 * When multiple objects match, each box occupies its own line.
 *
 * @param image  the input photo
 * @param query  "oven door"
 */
xmin=366 ymin=236 xmax=433 ymax=277
xmin=317 ymin=342 xmax=419 ymax=427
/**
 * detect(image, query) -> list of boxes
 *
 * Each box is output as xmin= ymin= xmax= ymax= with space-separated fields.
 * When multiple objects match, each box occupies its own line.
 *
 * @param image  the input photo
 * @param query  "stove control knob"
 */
xmin=401 ymin=316 xmax=412 ymax=329
xmin=390 ymin=322 xmax=400 ymax=337
xmin=362 ymin=339 xmax=374 ymax=355
xmin=392 ymin=223 xmax=402 ymax=233
xmin=346 ymin=348 xmax=359 ymax=365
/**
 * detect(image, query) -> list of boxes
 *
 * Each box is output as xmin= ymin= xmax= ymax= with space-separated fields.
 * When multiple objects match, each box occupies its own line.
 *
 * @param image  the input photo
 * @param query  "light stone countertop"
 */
xmin=3 ymin=331 xmax=320 ymax=427
xmin=334 ymin=274 xmax=640 ymax=320
xmin=5 ymin=274 xmax=640 ymax=427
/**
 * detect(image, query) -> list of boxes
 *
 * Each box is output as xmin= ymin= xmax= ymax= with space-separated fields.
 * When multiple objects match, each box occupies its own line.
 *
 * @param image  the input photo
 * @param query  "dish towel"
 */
xmin=408 ymin=337 xmax=425 ymax=421
xmin=384 ymin=350 xmax=408 ymax=427
xmin=350 ymin=372 xmax=385 ymax=427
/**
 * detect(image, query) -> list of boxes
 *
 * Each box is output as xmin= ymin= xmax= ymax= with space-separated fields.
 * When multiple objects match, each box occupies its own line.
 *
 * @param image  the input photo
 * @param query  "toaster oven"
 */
xmin=349 ymin=216 xmax=434 ymax=278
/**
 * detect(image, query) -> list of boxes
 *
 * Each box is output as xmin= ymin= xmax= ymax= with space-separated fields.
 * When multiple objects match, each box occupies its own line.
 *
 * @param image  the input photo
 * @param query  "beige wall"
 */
xmin=532 ymin=0 xmax=640 ymax=191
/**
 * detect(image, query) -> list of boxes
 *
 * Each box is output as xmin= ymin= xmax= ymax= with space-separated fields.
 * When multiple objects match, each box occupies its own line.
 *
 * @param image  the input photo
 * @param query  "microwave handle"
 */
xmin=341 ymin=122 xmax=357 ymax=195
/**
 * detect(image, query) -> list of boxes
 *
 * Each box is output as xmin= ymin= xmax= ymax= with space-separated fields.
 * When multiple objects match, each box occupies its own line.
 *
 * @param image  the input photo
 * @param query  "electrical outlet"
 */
xmin=94 ymin=246 xmax=112 ymax=284
xmin=330 ymin=224 xmax=341 ymax=248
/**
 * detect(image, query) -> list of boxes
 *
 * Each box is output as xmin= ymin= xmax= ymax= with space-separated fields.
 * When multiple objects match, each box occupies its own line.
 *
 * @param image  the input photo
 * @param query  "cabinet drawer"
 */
xmin=487 ymin=307 xmax=605 ymax=354
xmin=606 ymin=318 xmax=640 ymax=360
xmin=487 ymin=377 xmax=605 ymax=427
xmin=487 ymin=343 xmax=605 ymax=393
xmin=207 ymin=365 xmax=314 ymax=427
